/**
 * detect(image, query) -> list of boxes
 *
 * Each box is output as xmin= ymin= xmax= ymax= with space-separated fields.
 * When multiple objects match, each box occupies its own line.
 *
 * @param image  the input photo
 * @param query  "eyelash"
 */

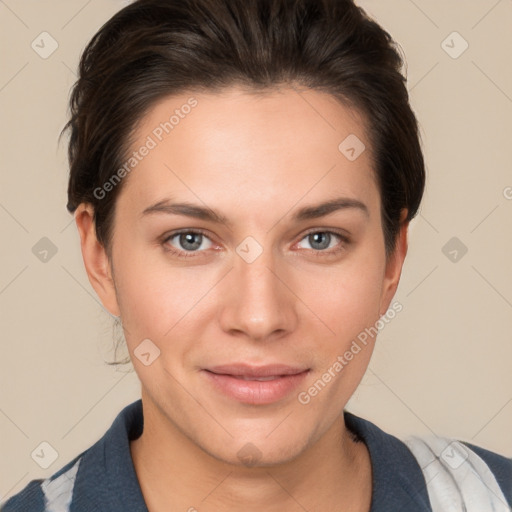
xmin=301 ymin=230 xmax=350 ymax=258
xmin=161 ymin=228 xmax=350 ymax=259
xmin=161 ymin=229 xmax=214 ymax=259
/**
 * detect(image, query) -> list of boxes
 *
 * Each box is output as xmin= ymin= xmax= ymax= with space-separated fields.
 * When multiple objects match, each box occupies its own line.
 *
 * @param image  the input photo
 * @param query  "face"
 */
xmin=78 ymin=86 xmax=406 ymax=467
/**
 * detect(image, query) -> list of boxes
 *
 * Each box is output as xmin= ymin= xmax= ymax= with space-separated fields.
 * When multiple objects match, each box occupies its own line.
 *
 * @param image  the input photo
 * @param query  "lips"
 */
xmin=202 ymin=364 xmax=310 ymax=404
xmin=205 ymin=363 xmax=309 ymax=378
xmin=231 ymin=375 xmax=281 ymax=381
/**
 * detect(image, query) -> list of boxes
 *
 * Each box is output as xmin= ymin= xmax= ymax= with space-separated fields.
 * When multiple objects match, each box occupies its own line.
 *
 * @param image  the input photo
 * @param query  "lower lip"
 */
xmin=202 ymin=370 xmax=310 ymax=405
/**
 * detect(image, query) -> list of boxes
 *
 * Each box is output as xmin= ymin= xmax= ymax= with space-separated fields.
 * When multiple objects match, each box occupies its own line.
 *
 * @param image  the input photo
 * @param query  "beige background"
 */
xmin=1 ymin=0 xmax=511 ymax=502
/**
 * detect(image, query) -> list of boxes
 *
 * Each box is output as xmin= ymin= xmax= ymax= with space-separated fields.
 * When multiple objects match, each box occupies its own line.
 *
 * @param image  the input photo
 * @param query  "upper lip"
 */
xmin=205 ymin=364 xmax=310 ymax=378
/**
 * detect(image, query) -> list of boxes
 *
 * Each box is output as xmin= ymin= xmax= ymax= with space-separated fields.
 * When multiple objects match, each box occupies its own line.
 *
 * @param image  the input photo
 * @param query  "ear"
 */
xmin=74 ymin=203 xmax=120 ymax=317
xmin=379 ymin=209 xmax=409 ymax=316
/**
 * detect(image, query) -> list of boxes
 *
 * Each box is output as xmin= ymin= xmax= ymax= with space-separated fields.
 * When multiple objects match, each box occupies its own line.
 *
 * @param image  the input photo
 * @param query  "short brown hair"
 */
xmin=63 ymin=0 xmax=425 ymax=256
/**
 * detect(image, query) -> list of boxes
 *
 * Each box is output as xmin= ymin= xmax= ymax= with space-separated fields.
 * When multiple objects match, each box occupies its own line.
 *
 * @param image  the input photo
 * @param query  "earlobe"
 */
xmin=74 ymin=204 xmax=120 ymax=317
xmin=379 ymin=210 xmax=409 ymax=316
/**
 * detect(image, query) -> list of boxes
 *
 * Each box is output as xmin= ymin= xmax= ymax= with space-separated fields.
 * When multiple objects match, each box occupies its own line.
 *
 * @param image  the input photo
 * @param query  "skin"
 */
xmin=75 ymin=86 xmax=408 ymax=512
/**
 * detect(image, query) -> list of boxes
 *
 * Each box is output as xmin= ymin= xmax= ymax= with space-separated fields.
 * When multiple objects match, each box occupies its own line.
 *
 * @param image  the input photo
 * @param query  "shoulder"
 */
xmin=0 ymin=479 xmax=45 ymax=512
xmin=344 ymin=411 xmax=512 ymax=511
xmin=462 ymin=441 xmax=512 ymax=505
xmin=0 ymin=456 xmax=82 ymax=512
xmin=1 ymin=400 xmax=146 ymax=512
xmin=403 ymin=434 xmax=511 ymax=511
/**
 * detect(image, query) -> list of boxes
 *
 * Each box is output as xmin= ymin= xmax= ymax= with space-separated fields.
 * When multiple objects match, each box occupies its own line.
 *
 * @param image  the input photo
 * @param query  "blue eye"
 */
xmin=161 ymin=228 xmax=349 ymax=260
xmin=297 ymin=231 xmax=345 ymax=252
xmin=164 ymin=231 xmax=213 ymax=254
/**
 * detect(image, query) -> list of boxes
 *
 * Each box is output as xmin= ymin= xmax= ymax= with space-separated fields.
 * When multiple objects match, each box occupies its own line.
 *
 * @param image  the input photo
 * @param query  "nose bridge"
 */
xmin=218 ymin=244 xmax=297 ymax=340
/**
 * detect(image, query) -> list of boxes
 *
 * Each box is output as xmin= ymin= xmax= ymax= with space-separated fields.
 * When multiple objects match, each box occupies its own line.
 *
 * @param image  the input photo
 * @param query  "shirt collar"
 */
xmin=344 ymin=411 xmax=431 ymax=511
xmin=71 ymin=399 xmax=148 ymax=511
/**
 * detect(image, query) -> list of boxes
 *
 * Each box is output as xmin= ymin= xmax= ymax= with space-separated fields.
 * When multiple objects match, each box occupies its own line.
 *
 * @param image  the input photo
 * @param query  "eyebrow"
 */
xmin=293 ymin=197 xmax=368 ymax=221
xmin=141 ymin=197 xmax=369 ymax=226
xmin=141 ymin=200 xmax=230 ymax=225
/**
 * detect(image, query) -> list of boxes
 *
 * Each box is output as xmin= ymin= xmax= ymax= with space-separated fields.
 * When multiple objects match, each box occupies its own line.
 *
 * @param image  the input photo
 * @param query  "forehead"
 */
xmin=120 ymin=86 xmax=378 ymax=217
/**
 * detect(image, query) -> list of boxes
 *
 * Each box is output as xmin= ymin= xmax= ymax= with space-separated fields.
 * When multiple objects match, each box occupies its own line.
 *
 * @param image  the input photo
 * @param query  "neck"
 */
xmin=130 ymin=398 xmax=372 ymax=512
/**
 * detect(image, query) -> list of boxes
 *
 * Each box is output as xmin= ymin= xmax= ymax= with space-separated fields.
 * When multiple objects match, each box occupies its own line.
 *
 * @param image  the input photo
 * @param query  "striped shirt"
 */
xmin=2 ymin=399 xmax=511 ymax=511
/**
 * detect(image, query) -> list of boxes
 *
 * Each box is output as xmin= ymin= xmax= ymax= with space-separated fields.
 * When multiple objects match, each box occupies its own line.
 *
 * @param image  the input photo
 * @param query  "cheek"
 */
xmin=302 ymin=251 xmax=385 ymax=344
xmin=111 ymin=246 xmax=208 ymax=346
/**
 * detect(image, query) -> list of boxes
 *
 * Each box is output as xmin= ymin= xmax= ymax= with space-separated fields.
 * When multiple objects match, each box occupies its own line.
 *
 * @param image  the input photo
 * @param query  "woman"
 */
xmin=2 ymin=0 xmax=510 ymax=511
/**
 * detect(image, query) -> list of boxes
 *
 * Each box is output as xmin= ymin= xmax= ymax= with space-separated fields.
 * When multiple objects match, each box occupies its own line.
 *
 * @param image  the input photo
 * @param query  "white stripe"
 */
xmin=41 ymin=458 xmax=81 ymax=512
xmin=405 ymin=436 xmax=510 ymax=512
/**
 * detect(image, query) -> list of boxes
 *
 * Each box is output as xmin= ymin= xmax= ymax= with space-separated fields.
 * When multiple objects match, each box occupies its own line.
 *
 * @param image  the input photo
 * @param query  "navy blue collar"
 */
xmin=70 ymin=400 xmax=147 ymax=512
xmin=345 ymin=411 xmax=431 ymax=511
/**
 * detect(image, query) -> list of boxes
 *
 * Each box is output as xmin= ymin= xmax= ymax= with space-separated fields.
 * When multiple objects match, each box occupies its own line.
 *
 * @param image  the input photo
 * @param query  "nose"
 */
xmin=218 ymin=248 xmax=298 ymax=342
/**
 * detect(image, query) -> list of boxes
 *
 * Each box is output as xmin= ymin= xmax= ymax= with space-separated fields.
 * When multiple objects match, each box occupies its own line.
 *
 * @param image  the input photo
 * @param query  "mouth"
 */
xmin=227 ymin=375 xmax=284 ymax=381
xmin=202 ymin=364 xmax=310 ymax=405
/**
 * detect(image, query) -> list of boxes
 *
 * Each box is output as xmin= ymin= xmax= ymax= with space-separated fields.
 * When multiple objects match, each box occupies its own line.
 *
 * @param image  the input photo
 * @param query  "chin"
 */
xmin=196 ymin=425 xmax=315 ymax=469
